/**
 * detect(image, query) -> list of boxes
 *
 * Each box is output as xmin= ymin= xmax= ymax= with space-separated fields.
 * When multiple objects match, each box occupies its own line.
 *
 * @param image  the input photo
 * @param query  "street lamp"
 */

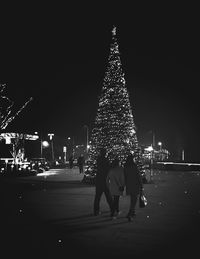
xmin=66 ymin=137 xmax=71 ymax=161
xmin=145 ymin=145 xmax=154 ymax=183
xmin=42 ymin=141 xmax=49 ymax=147
xmin=67 ymin=136 xmax=74 ymax=159
xmin=41 ymin=141 xmax=49 ymax=158
xmin=48 ymin=133 xmax=54 ymax=141
xmin=158 ymin=142 xmax=162 ymax=161
xmin=48 ymin=133 xmax=54 ymax=161
xmin=63 ymin=146 xmax=67 ymax=163
xmin=158 ymin=142 xmax=162 ymax=151
xmin=83 ymin=125 xmax=89 ymax=154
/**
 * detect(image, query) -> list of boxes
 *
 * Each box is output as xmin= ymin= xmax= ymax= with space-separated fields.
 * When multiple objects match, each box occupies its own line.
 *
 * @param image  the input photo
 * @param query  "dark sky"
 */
xmin=0 ymin=3 xmax=199 ymax=161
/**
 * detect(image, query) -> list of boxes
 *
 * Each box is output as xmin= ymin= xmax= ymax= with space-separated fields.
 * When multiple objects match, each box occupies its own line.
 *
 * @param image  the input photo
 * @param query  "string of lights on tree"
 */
xmin=89 ymin=26 xmax=141 ymax=165
xmin=0 ymin=83 xmax=33 ymax=130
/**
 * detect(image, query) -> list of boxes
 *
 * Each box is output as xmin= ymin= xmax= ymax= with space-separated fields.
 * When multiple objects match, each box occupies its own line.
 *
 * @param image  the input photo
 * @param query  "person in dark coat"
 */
xmin=124 ymin=154 xmax=143 ymax=221
xmin=93 ymin=148 xmax=114 ymax=216
xmin=106 ymin=158 xmax=125 ymax=219
xmin=77 ymin=154 xmax=85 ymax=174
xmin=69 ymin=155 xmax=74 ymax=169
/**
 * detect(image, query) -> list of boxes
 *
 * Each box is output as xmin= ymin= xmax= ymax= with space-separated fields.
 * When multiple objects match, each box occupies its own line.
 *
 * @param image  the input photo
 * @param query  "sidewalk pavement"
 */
xmin=1 ymin=168 xmax=200 ymax=258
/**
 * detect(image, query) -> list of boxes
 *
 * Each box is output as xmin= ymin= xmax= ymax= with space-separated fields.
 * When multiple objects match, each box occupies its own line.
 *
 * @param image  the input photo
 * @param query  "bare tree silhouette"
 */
xmin=0 ymin=83 xmax=33 ymax=130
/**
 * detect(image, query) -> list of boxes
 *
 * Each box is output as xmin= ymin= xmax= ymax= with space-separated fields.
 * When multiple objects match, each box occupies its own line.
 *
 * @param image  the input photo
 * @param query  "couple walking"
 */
xmin=93 ymin=148 xmax=143 ymax=221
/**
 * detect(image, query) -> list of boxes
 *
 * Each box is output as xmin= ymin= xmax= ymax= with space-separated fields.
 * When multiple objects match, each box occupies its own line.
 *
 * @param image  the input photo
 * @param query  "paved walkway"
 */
xmin=1 ymin=168 xmax=200 ymax=258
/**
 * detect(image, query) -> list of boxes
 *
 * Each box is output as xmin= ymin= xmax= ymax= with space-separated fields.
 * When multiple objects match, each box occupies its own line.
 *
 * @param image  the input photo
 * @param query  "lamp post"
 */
xmin=67 ymin=136 xmax=75 ymax=158
xmin=146 ymin=145 xmax=154 ymax=182
xmin=83 ymin=125 xmax=89 ymax=155
xmin=40 ymin=139 xmax=43 ymax=158
xmin=67 ymin=137 xmax=71 ymax=161
xmin=38 ymin=132 xmax=43 ymax=158
xmin=158 ymin=141 xmax=162 ymax=151
xmin=152 ymin=131 xmax=155 ymax=148
xmin=72 ymin=136 xmax=75 ymax=158
xmin=158 ymin=142 xmax=162 ymax=160
xmin=35 ymin=132 xmax=44 ymax=159
xmin=48 ymin=133 xmax=54 ymax=162
xmin=182 ymin=149 xmax=185 ymax=161
xmin=37 ymin=132 xmax=43 ymax=158
xmin=41 ymin=140 xmax=49 ymax=158
xmin=63 ymin=146 xmax=67 ymax=163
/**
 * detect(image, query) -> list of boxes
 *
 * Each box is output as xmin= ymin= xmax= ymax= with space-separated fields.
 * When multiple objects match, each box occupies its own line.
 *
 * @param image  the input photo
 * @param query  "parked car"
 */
xmin=82 ymin=160 xmax=97 ymax=185
xmin=0 ymin=160 xmax=37 ymax=177
xmin=29 ymin=158 xmax=50 ymax=173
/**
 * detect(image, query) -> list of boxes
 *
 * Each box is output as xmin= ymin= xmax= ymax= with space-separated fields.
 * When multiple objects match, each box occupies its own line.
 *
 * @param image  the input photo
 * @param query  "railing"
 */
xmin=154 ymin=162 xmax=200 ymax=171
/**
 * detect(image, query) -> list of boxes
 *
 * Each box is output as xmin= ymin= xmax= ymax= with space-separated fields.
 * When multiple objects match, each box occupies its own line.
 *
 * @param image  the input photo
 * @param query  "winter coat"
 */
xmin=124 ymin=163 xmax=142 ymax=195
xmin=106 ymin=165 xmax=125 ymax=196
xmin=96 ymin=155 xmax=110 ymax=187
xmin=77 ymin=156 xmax=85 ymax=167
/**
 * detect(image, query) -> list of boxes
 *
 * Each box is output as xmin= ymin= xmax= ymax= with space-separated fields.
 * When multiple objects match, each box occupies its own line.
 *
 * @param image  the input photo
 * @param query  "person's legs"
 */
xmin=114 ymin=195 xmax=120 ymax=213
xmin=127 ymin=194 xmax=138 ymax=220
xmin=104 ymin=186 xmax=114 ymax=214
xmin=94 ymin=186 xmax=103 ymax=215
xmin=111 ymin=195 xmax=120 ymax=217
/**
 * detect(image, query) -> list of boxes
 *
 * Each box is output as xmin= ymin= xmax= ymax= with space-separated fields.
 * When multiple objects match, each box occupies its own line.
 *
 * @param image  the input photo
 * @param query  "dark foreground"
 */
xmin=0 ymin=168 xmax=200 ymax=258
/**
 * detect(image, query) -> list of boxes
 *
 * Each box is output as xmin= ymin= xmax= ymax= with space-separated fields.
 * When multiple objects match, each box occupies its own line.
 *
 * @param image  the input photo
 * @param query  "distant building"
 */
xmin=141 ymin=144 xmax=170 ymax=163
xmin=0 ymin=132 xmax=39 ymax=163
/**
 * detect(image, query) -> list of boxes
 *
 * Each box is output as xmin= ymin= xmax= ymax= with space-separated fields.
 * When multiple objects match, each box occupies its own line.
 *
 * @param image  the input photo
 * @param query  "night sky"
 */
xmin=0 ymin=3 xmax=199 ymax=161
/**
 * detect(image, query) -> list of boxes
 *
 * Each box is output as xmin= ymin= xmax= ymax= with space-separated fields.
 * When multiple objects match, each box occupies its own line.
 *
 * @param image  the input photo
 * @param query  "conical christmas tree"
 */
xmin=89 ymin=26 xmax=139 ymax=165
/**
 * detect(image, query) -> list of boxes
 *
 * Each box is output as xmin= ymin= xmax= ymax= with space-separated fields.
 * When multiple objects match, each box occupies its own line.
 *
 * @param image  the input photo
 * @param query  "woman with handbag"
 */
xmin=106 ymin=157 xmax=125 ymax=219
xmin=124 ymin=154 xmax=144 ymax=221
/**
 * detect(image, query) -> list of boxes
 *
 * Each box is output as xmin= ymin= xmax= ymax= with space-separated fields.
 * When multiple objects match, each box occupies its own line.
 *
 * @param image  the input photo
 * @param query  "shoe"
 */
xmin=126 ymin=212 xmax=136 ymax=217
xmin=116 ymin=211 xmax=122 ymax=216
xmin=126 ymin=212 xmax=136 ymax=221
xmin=127 ymin=216 xmax=134 ymax=222
xmin=94 ymin=211 xmax=101 ymax=216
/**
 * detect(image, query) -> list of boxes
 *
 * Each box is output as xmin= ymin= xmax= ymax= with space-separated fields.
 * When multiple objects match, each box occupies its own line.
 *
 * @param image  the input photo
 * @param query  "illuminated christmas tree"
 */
xmin=89 ymin=26 xmax=139 ymax=165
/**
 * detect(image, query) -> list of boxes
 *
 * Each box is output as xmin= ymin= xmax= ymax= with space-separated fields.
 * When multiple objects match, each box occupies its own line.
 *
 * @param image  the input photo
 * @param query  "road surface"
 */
xmin=1 ymin=167 xmax=200 ymax=258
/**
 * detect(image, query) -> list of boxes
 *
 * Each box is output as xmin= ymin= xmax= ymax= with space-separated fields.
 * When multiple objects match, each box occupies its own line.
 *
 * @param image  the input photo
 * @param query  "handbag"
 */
xmin=139 ymin=193 xmax=147 ymax=208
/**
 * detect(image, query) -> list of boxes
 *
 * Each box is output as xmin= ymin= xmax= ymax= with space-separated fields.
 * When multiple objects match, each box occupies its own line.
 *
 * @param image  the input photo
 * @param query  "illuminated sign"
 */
xmin=0 ymin=133 xmax=39 ymax=141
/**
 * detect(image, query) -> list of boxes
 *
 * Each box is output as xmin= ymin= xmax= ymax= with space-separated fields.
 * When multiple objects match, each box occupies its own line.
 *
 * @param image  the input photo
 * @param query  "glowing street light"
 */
xmin=42 ymin=141 xmax=49 ymax=147
xmin=145 ymin=145 xmax=154 ymax=182
xmin=41 ymin=140 xmax=49 ymax=158
xmin=158 ymin=142 xmax=163 ymax=161
xmin=48 ymin=133 xmax=54 ymax=161
xmin=48 ymin=133 xmax=54 ymax=141
xmin=67 ymin=136 xmax=75 ymax=158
